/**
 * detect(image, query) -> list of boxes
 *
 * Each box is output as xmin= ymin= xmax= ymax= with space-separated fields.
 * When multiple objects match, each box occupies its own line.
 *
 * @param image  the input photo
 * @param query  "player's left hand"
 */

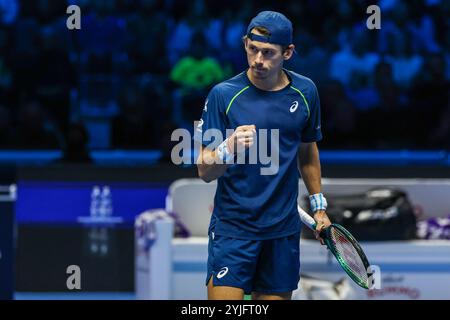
xmin=313 ymin=210 xmax=331 ymax=245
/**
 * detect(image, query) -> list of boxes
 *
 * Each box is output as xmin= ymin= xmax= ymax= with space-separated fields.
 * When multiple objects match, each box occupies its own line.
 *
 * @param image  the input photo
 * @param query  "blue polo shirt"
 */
xmin=194 ymin=69 xmax=322 ymax=240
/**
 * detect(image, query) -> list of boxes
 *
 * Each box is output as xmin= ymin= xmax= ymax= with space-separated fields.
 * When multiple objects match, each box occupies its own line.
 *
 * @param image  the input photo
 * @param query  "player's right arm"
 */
xmin=197 ymin=125 xmax=256 ymax=183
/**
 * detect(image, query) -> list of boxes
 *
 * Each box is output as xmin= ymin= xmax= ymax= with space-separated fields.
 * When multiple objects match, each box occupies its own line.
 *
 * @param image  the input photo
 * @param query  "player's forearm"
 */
xmin=196 ymin=149 xmax=229 ymax=183
xmin=298 ymin=142 xmax=322 ymax=195
xmin=196 ymin=126 xmax=256 ymax=183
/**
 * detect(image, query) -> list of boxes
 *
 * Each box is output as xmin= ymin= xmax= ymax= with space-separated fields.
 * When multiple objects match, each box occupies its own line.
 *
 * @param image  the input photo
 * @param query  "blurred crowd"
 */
xmin=0 ymin=0 xmax=448 ymax=159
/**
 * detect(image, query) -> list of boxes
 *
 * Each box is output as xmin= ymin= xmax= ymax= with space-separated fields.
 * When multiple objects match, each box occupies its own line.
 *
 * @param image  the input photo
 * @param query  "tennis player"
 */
xmin=195 ymin=11 xmax=332 ymax=300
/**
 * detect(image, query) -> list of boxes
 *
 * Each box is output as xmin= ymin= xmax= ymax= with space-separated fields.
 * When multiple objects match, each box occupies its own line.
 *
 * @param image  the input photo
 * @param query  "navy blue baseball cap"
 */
xmin=246 ymin=11 xmax=293 ymax=46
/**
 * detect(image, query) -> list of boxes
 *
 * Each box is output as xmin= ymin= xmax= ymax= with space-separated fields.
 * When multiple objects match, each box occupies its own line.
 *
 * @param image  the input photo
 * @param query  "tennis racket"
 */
xmin=298 ymin=204 xmax=372 ymax=289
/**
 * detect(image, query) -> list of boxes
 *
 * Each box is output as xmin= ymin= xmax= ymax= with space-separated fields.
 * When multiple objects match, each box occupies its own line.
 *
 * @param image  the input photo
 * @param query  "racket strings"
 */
xmin=329 ymin=227 xmax=369 ymax=285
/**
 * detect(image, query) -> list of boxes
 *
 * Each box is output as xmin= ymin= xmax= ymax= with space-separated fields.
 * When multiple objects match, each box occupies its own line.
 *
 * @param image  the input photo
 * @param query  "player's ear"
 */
xmin=242 ymin=36 xmax=248 ymax=48
xmin=283 ymin=44 xmax=295 ymax=60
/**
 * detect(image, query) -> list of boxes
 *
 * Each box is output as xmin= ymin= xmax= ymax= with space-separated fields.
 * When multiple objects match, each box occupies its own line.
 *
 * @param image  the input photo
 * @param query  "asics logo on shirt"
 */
xmin=290 ymin=101 xmax=299 ymax=113
xmin=217 ymin=267 xmax=229 ymax=279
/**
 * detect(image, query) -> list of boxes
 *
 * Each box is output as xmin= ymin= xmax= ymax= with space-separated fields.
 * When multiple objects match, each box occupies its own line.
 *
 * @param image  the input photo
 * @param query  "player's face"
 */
xmin=245 ymin=38 xmax=284 ymax=80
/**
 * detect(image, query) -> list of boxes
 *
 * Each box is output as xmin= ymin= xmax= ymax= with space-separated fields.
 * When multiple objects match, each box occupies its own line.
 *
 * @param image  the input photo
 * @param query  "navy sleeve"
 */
xmin=301 ymin=82 xmax=323 ymax=143
xmin=193 ymin=86 xmax=228 ymax=149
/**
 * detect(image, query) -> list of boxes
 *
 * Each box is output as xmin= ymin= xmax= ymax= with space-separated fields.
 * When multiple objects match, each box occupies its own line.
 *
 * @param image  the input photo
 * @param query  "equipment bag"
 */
xmin=302 ymin=188 xmax=417 ymax=241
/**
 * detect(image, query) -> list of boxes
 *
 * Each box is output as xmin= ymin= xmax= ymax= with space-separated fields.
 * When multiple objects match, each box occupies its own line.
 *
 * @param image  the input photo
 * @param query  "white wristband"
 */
xmin=216 ymin=139 xmax=234 ymax=162
xmin=309 ymin=193 xmax=327 ymax=212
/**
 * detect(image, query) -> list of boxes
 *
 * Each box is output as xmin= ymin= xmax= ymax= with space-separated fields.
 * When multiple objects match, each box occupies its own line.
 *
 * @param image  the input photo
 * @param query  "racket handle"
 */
xmin=297 ymin=204 xmax=316 ymax=230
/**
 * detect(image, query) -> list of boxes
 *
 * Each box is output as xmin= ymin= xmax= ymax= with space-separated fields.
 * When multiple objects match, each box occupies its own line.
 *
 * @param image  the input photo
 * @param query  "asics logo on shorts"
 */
xmin=290 ymin=101 xmax=299 ymax=113
xmin=217 ymin=267 xmax=229 ymax=279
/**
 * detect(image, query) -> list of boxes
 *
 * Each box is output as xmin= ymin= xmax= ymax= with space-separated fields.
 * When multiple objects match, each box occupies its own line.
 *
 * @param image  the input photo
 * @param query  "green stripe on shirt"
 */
xmin=225 ymin=86 xmax=250 ymax=115
xmin=290 ymin=86 xmax=310 ymax=119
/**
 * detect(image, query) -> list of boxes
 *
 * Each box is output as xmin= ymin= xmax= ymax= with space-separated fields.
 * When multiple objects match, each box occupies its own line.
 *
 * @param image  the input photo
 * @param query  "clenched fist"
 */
xmin=226 ymin=125 xmax=256 ymax=155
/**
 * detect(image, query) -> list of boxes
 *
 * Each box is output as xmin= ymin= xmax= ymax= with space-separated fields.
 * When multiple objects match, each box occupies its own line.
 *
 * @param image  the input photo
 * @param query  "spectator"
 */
xmin=429 ymin=101 xmax=450 ymax=149
xmin=220 ymin=3 xmax=253 ymax=73
xmin=170 ymin=32 xmax=229 ymax=126
xmin=126 ymin=0 xmax=170 ymax=75
xmin=346 ymin=71 xmax=380 ymax=112
xmin=9 ymin=17 xmax=41 ymax=95
xmin=409 ymin=53 xmax=449 ymax=147
xmin=373 ymin=61 xmax=403 ymax=111
xmin=0 ymin=105 xmax=15 ymax=147
xmin=285 ymin=32 xmax=331 ymax=84
xmin=330 ymin=27 xmax=379 ymax=86
xmin=78 ymin=0 xmax=127 ymax=74
xmin=385 ymin=34 xmax=423 ymax=88
xmin=320 ymin=80 xmax=359 ymax=149
xmin=35 ymin=26 xmax=76 ymax=133
xmin=166 ymin=0 xmax=222 ymax=65
xmin=0 ymin=27 xmax=11 ymax=90
xmin=373 ymin=61 xmax=409 ymax=148
xmin=15 ymin=99 xmax=60 ymax=149
xmin=112 ymin=86 xmax=153 ymax=149
xmin=170 ymin=32 xmax=228 ymax=91
xmin=445 ymin=25 xmax=450 ymax=80
xmin=0 ymin=0 xmax=18 ymax=25
xmin=407 ymin=0 xmax=441 ymax=53
xmin=59 ymin=122 xmax=92 ymax=163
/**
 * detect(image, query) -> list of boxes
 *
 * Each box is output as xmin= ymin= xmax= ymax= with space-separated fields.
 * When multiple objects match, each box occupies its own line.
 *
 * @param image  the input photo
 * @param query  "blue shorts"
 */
xmin=206 ymin=231 xmax=300 ymax=295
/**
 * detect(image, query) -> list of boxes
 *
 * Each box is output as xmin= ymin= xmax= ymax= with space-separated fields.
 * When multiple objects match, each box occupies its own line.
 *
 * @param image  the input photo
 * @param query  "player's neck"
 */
xmin=247 ymin=69 xmax=289 ymax=91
